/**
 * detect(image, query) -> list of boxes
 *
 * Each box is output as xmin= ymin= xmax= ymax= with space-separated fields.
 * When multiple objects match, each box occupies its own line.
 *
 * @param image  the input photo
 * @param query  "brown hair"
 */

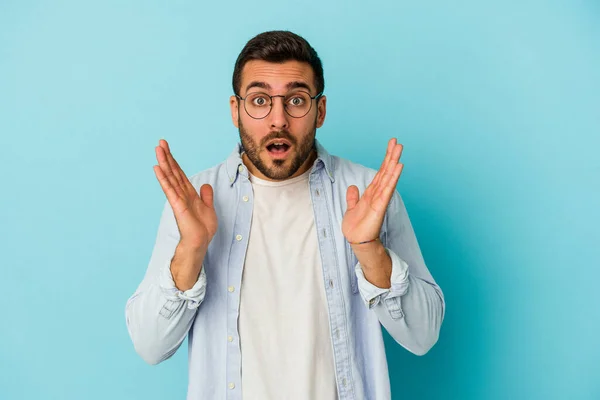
xmin=232 ymin=30 xmax=324 ymax=96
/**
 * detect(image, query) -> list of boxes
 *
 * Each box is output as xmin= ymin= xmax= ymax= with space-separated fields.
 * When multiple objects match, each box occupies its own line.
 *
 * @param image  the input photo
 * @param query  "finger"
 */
xmin=199 ymin=184 xmax=214 ymax=209
xmin=375 ymin=160 xmax=403 ymax=197
xmin=153 ymin=164 xmax=183 ymax=212
xmin=392 ymin=142 xmax=403 ymax=163
xmin=364 ymin=139 xmax=398 ymax=202
xmin=159 ymin=138 xmax=169 ymax=151
xmin=156 ymin=146 xmax=186 ymax=198
xmin=370 ymin=138 xmax=398 ymax=192
xmin=374 ymin=143 xmax=403 ymax=192
xmin=346 ymin=185 xmax=360 ymax=210
xmin=380 ymin=138 xmax=396 ymax=170
xmin=166 ymin=148 xmax=198 ymax=197
xmin=158 ymin=140 xmax=189 ymax=188
xmin=373 ymin=162 xmax=403 ymax=211
xmin=381 ymin=142 xmax=402 ymax=179
xmin=160 ymin=140 xmax=201 ymax=199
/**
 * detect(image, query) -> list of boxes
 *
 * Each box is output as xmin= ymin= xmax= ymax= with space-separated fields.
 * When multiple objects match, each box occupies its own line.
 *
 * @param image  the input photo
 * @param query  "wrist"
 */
xmin=348 ymin=237 xmax=380 ymax=245
xmin=353 ymin=242 xmax=392 ymax=288
xmin=350 ymin=239 xmax=384 ymax=257
xmin=352 ymin=241 xmax=388 ymax=270
xmin=171 ymin=241 xmax=206 ymax=291
xmin=178 ymin=238 xmax=208 ymax=254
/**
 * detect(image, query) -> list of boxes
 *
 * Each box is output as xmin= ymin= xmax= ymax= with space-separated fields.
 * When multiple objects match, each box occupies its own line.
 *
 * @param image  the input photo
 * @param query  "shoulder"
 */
xmin=330 ymin=154 xmax=378 ymax=190
xmin=330 ymin=153 xmax=405 ymax=215
xmin=186 ymin=160 xmax=230 ymax=190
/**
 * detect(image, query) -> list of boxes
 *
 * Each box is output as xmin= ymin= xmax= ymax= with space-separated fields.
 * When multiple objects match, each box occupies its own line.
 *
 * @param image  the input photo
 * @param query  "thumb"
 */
xmin=199 ymin=184 xmax=214 ymax=209
xmin=346 ymin=185 xmax=359 ymax=210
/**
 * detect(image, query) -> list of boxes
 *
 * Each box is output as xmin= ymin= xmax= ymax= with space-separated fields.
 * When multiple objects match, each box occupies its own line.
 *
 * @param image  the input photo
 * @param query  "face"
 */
xmin=230 ymin=60 xmax=327 ymax=181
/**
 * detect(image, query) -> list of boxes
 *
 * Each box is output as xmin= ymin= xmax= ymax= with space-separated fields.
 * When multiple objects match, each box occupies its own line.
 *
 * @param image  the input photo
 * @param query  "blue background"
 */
xmin=1 ymin=1 xmax=599 ymax=399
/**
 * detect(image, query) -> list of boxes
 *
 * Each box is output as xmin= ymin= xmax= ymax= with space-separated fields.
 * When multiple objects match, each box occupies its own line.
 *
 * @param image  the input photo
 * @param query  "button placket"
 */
xmin=226 ymin=178 xmax=253 ymax=395
xmin=309 ymin=173 xmax=356 ymax=399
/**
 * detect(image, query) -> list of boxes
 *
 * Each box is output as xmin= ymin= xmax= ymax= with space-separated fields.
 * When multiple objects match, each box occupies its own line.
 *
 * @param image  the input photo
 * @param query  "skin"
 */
xmin=229 ymin=59 xmax=325 ymax=181
xmin=153 ymin=59 xmax=404 ymax=290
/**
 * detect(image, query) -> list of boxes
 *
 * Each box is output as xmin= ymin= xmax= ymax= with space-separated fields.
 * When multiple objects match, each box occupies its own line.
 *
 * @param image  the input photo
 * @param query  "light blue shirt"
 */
xmin=125 ymin=139 xmax=445 ymax=399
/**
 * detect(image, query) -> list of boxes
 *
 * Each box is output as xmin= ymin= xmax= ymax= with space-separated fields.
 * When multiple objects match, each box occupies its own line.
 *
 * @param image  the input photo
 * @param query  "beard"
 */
xmin=238 ymin=117 xmax=317 ymax=180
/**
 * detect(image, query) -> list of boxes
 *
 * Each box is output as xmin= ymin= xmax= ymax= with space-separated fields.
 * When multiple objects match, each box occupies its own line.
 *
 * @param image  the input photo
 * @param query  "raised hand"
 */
xmin=153 ymin=139 xmax=218 ymax=251
xmin=342 ymin=138 xmax=404 ymax=244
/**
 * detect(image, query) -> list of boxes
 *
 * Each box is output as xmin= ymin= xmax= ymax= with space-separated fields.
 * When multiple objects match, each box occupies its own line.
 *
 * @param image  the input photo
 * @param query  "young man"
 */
xmin=125 ymin=30 xmax=445 ymax=400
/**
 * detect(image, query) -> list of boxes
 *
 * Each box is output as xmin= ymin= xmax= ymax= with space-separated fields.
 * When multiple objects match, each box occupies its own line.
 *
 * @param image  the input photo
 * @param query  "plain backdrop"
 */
xmin=1 ymin=1 xmax=599 ymax=399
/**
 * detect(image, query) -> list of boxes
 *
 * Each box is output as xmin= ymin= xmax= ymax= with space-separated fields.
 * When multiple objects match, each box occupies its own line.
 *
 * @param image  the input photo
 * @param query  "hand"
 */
xmin=153 ymin=139 xmax=218 ymax=250
xmin=342 ymin=138 xmax=404 ymax=244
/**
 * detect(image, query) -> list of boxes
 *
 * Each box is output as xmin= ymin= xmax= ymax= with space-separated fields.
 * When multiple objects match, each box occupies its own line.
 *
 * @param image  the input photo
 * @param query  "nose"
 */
xmin=268 ymin=96 xmax=289 ymax=130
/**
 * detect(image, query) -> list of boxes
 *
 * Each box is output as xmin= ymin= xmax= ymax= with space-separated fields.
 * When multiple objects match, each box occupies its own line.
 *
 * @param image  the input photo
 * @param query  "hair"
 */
xmin=232 ymin=30 xmax=324 ymax=96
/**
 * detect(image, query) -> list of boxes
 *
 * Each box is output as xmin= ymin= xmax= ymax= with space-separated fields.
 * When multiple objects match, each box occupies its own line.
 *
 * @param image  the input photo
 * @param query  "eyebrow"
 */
xmin=244 ymin=81 xmax=313 ymax=94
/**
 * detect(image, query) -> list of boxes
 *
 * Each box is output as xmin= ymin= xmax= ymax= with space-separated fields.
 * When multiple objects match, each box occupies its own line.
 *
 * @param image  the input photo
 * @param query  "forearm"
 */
xmin=372 ymin=266 xmax=444 ymax=356
xmin=125 ymin=270 xmax=203 ymax=364
xmin=170 ymin=240 xmax=207 ymax=291
xmin=351 ymin=240 xmax=392 ymax=288
xmin=126 ymin=237 xmax=207 ymax=365
xmin=355 ymin=248 xmax=445 ymax=355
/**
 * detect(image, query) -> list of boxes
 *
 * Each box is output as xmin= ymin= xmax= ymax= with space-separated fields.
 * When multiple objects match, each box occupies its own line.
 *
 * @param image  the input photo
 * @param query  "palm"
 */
xmin=342 ymin=138 xmax=404 ymax=243
xmin=153 ymin=139 xmax=218 ymax=249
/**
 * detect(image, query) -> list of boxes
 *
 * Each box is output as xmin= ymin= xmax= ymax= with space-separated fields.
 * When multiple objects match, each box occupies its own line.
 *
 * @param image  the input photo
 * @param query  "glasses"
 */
xmin=236 ymin=90 xmax=323 ymax=119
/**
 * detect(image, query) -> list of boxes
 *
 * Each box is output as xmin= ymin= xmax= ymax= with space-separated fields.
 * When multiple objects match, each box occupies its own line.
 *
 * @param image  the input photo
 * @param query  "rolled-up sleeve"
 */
xmin=355 ymin=190 xmax=445 ymax=356
xmin=159 ymin=260 xmax=207 ymax=310
xmin=354 ymin=247 xmax=409 ymax=310
xmin=125 ymin=200 xmax=207 ymax=365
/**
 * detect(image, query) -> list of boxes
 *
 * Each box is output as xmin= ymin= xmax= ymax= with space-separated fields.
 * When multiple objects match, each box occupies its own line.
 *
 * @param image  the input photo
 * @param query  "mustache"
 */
xmin=262 ymin=131 xmax=296 ymax=146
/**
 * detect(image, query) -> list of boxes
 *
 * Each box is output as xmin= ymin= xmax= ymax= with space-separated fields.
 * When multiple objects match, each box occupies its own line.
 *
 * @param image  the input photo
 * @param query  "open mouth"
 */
xmin=266 ymin=142 xmax=291 ymax=158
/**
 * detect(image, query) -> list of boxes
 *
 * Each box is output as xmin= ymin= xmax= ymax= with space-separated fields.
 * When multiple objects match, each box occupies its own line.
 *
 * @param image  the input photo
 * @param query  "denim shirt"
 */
xmin=125 ymin=139 xmax=445 ymax=400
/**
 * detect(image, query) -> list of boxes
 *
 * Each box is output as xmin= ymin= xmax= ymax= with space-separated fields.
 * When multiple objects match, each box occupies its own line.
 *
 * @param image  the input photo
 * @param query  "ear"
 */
xmin=230 ymin=95 xmax=239 ymax=128
xmin=316 ymin=95 xmax=327 ymax=128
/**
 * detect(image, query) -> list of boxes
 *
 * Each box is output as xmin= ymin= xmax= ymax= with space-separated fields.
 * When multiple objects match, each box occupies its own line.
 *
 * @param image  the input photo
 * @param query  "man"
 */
xmin=125 ymin=30 xmax=445 ymax=400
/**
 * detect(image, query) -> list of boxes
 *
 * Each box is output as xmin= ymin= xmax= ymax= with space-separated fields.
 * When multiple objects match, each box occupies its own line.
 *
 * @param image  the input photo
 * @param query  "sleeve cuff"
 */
xmin=159 ymin=261 xmax=207 ymax=310
xmin=354 ymin=247 xmax=409 ymax=309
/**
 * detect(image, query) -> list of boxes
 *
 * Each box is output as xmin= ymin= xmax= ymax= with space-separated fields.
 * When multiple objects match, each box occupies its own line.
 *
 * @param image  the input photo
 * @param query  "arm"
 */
xmin=125 ymin=139 xmax=217 ymax=365
xmin=353 ymin=190 xmax=445 ymax=356
xmin=125 ymin=200 xmax=208 ymax=365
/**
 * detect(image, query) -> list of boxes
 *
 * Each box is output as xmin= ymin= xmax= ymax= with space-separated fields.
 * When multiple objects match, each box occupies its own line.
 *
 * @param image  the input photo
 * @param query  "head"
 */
xmin=229 ymin=30 xmax=327 ymax=181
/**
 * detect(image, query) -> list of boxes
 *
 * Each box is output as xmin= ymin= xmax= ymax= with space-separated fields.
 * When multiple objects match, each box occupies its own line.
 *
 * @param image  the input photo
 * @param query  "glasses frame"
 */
xmin=235 ymin=90 xmax=324 ymax=119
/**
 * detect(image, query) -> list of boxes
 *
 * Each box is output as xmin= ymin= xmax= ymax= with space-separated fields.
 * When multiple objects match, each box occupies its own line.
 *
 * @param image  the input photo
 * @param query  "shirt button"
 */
xmin=236 ymin=234 xmax=242 ymax=241
xmin=228 ymin=286 xmax=235 ymax=292
xmin=329 ymin=279 xmax=334 ymax=288
xmin=369 ymin=298 xmax=375 ymax=306
xmin=228 ymin=382 xmax=235 ymax=389
xmin=342 ymin=378 xmax=347 ymax=387
xmin=238 ymin=165 xmax=244 ymax=173
xmin=228 ymin=335 xmax=233 ymax=342
xmin=242 ymin=195 xmax=249 ymax=202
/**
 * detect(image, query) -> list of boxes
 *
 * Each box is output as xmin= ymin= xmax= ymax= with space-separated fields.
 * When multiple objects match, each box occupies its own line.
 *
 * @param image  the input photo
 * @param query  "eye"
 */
xmin=287 ymin=96 xmax=305 ymax=107
xmin=250 ymin=94 xmax=269 ymax=107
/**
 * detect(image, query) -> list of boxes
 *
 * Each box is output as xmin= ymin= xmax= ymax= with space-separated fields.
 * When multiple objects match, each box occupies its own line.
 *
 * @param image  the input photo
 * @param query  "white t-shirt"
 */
xmin=238 ymin=167 xmax=338 ymax=400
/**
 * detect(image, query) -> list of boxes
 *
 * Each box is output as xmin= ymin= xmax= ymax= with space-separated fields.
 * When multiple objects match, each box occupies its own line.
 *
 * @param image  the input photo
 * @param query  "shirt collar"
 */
xmin=225 ymin=138 xmax=335 ymax=186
